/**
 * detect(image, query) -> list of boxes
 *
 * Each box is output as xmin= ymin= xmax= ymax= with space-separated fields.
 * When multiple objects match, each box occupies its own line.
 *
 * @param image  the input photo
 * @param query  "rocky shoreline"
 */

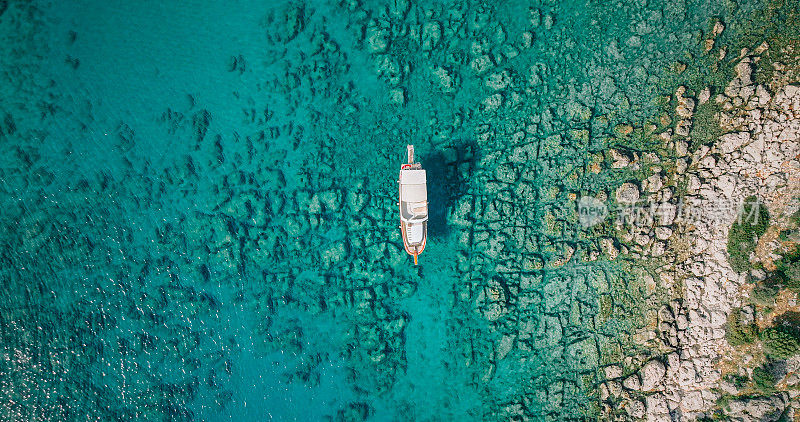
xmin=600 ymin=46 xmax=800 ymax=420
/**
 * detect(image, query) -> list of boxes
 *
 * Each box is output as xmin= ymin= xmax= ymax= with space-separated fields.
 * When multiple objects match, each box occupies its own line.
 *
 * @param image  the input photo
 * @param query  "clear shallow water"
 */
xmin=0 ymin=0 xmax=769 ymax=420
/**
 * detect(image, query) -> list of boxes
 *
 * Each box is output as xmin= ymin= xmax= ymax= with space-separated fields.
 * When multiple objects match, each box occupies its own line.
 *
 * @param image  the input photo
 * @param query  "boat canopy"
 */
xmin=400 ymin=170 xmax=426 ymax=190
xmin=400 ymin=169 xmax=427 ymax=223
xmin=400 ymin=170 xmax=426 ymax=200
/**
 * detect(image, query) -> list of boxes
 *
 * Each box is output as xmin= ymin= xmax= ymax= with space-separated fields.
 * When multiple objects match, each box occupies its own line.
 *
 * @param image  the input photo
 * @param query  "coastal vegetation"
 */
xmin=720 ymin=202 xmax=800 ymax=415
xmin=751 ymin=365 xmax=778 ymax=395
xmin=724 ymin=307 xmax=758 ymax=346
xmin=761 ymin=325 xmax=800 ymax=360
xmin=689 ymin=100 xmax=723 ymax=150
xmin=726 ymin=196 xmax=770 ymax=273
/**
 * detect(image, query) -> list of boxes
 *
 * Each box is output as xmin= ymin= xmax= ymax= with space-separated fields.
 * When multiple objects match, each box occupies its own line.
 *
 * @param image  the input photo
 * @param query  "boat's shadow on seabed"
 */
xmin=423 ymin=138 xmax=478 ymax=240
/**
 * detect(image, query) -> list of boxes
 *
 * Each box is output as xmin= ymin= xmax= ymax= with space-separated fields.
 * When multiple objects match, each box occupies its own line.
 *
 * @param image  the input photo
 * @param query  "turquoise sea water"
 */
xmin=0 ymin=0 xmax=773 ymax=420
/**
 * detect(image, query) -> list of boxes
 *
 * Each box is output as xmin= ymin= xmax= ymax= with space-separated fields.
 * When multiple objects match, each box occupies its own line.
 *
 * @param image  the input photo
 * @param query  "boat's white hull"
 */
xmin=398 ymin=145 xmax=428 ymax=265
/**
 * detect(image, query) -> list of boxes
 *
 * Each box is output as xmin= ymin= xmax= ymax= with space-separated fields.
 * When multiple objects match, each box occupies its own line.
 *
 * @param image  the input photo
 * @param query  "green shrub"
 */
xmin=785 ymin=262 xmax=800 ymax=288
xmin=752 ymin=366 xmax=777 ymax=394
xmin=716 ymin=393 xmax=732 ymax=412
xmin=689 ymin=100 xmax=724 ymax=150
xmin=724 ymin=373 xmax=749 ymax=388
xmin=775 ymin=246 xmax=800 ymax=288
xmin=765 ymin=271 xmax=788 ymax=287
xmin=727 ymin=196 xmax=769 ymax=273
xmin=775 ymin=311 xmax=800 ymax=327
xmin=751 ymin=283 xmax=779 ymax=306
xmin=761 ymin=326 xmax=800 ymax=359
xmin=725 ymin=308 xmax=758 ymax=346
xmin=751 ymin=272 xmax=788 ymax=305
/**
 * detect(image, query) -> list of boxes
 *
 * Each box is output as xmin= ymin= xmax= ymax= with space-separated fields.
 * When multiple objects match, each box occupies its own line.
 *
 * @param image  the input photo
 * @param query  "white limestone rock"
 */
xmin=718 ymin=131 xmax=751 ymax=154
xmin=432 ymin=65 xmax=457 ymax=93
xmin=717 ymin=174 xmax=737 ymax=198
xmin=646 ymin=393 xmax=670 ymax=419
xmin=623 ymin=373 xmax=642 ymax=391
xmin=495 ymin=334 xmax=514 ymax=360
xmin=675 ymin=119 xmax=691 ymax=136
xmin=626 ymin=400 xmax=646 ymax=419
xmin=646 ymin=173 xmax=664 ymax=193
xmin=677 ymin=97 xmax=696 ymax=119
xmin=655 ymin=226 xmax=673 ymax=240
xmin=725 ymin=58 xmax=754 ymax=98
xmin=698 ymin=87 xmax=711 ymax=105
xmin=712 ymin=21 xmax=725 ymax=37
xmin=609 ymin=148 xmax=631 ymax=168
xmin=681 ymin=391 xmax=704 ymax=412
xmin=640 ymin=360 xmax=667 ymax=391
xmin=616 ymin=182 xmax=640 ymax=203
xmin=604 ymin=365 xmax=623 ymax=379
xmin=675 ymin=140 xmax=688 ymax=157
xmin=727 ymin=395 xmax=787 ymax=421
xmin=601 ymin=238 xmax=619 ymax=259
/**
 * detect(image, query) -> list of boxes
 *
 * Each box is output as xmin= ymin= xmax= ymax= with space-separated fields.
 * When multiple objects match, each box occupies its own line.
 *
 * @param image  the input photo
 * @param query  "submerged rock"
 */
xmin=485 ymin=70 xmax=511 ymax=91
xmin=471 ymin=54 xmax=494 ymax=75
xmin=388 ymin=87 xmax=406 ymax=105
xmin=268 ymin=3 xmax=306 ymax=43
xmin=482 ymin=93 xmax=504 ymax=112
xmin=387 ymin=0 xmax=409 ymax=18
xmin=421 ymin=21 xmax=442 ymax=51
xmin=366 ymin=21 xmax=390 ymax=53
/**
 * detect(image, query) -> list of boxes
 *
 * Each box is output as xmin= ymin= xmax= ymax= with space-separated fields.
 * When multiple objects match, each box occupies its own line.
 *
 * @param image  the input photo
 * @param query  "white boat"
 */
xmin=398 ymin=145 xmax=428 ymax=265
